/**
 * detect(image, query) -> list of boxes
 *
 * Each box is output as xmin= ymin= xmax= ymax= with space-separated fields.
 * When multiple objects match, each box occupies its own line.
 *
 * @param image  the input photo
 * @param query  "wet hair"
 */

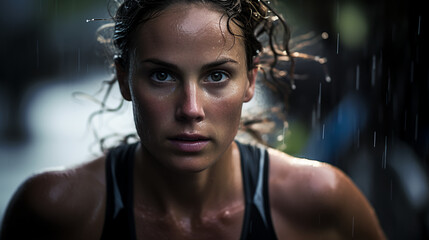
xmin=112 ymin=0 xmax=292 ymax=71
xmin=91 ymin=0 xmax=296 ymax=150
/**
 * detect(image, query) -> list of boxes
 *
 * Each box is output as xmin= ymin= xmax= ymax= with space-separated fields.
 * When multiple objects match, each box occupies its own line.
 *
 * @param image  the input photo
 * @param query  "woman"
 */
xmin=1 ymin=0 xmax=385 ymax=239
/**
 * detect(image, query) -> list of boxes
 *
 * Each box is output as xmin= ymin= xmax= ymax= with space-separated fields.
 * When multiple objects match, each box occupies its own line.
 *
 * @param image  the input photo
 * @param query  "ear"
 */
xmin=115 ymin=57 xmax=132 ymax=101
xmin=244 ymin=66 xmax=257 ymax=102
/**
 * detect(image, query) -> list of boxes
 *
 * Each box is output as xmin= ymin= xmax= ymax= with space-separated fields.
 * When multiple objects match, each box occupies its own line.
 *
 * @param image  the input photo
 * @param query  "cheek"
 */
xmin=208 ymin=88 xmax=245 ymax=130
xmin=131 ymin=92 xmax=171 ymax=137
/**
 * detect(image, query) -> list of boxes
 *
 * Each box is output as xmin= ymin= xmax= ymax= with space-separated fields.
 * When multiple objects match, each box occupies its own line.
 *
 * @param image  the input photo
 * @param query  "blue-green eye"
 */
xmin=150 ymin=71 xmax=174 ymax=82
xmin=207 ymin=72 xmax=228 ymax=82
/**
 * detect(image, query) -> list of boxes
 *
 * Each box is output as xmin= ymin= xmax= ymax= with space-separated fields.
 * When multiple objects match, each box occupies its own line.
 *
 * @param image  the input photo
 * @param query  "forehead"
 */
xmin=132 ymin=3 xmax=245 ymax=63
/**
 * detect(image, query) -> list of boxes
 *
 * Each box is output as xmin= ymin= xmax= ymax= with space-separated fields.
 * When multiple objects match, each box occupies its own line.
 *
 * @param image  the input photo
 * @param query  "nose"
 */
xmin=175 ymin=81 xmax=205 ymax=122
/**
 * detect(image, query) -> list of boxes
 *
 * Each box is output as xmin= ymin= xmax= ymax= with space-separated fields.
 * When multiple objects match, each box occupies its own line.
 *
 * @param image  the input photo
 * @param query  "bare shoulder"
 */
xmin=267 ymin=148 xmax=385 ymax=239
xmin=0 ymin=156 xmax=107 ymax=240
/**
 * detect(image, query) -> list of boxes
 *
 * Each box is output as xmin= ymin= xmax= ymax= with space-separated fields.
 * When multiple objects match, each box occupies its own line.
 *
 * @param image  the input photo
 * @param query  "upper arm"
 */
xmin=0 ymin=172 xmax=65 ymax=239
xmin=0 ymin=166 xmax=106 ymax=240
xmin=332 ymin=168 xmax=386 ymax=239
xmin=268 ymin=149 xmax=385 ymax=239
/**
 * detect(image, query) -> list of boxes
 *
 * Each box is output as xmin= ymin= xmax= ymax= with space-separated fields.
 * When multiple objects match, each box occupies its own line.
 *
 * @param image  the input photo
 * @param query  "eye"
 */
xmin=150 ymin=71 xmax=174 ymax=82
xmin=207 ymin=71 xmax=229 ymax=82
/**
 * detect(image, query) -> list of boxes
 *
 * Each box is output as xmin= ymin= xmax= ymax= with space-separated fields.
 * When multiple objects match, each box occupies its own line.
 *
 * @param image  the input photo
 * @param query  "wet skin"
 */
xmin=0 ymin=2 xmax=386 ymax=240
xmin=117 ymin=2 xmax=255 ymax=173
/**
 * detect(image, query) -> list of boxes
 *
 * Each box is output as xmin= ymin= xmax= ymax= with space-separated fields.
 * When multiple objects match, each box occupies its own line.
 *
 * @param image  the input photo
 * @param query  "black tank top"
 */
xmin=100 ymin=141 xmax=278 ymax=240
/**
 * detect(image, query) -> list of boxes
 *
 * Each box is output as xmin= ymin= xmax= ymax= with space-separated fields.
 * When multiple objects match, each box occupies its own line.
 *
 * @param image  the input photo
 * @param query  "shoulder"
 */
xmin=267 ymin=148 xmax=385 ymax=239
xmin=0 ymin=156 xmax=107 ymax=240
xmin=267 ymin=148 xmax=341 ymax=215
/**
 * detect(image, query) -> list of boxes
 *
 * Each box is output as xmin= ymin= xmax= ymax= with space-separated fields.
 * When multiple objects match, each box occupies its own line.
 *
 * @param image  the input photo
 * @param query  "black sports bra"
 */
xmin=100 ymin=141 xmax=277 ymax=239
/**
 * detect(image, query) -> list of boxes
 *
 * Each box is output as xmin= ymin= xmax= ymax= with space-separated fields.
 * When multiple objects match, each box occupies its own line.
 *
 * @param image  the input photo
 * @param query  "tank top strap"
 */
xmin=100 ymin=143 xmax=138 ymax=240
xmin=236 ymin=141 xmax=278 ymax=240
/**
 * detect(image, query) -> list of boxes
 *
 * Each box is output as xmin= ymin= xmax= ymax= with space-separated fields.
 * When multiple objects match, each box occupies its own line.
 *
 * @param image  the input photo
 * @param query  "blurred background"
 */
xmin=0 ymin=0 xmax=427 ymax=239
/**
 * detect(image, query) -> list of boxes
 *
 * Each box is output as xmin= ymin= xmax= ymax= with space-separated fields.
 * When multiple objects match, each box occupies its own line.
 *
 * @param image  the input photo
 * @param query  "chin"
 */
xmin=162 ymin=155 xmax=216 ymax=174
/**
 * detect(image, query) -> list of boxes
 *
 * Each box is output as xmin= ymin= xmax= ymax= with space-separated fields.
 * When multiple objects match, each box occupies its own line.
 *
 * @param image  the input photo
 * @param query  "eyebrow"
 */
xmin=139 ymin=58 xmax=239 ymax=71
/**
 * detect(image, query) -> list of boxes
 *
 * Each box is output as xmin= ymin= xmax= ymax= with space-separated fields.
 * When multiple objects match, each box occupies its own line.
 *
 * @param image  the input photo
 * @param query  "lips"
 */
xmin=168 ymin=134 xmax=210 ymax=152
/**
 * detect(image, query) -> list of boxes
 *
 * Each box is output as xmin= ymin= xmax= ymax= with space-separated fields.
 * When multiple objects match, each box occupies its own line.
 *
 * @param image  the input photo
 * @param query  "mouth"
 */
xmin=168 ymin=134 xmax=210 ymax=152
xmin=170 ymin=134 xmax=210 ymax=141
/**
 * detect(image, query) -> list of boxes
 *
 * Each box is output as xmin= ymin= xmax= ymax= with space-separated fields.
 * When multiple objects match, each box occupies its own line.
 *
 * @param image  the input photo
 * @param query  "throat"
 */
xmin=133 ymin=142 xmax=243 ymax=219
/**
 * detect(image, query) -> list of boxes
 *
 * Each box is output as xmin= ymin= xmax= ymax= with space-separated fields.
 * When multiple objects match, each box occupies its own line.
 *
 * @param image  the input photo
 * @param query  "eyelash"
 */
xmin=149 ymin=70 xmax=175 ymax=83
xmin=206 ymin=71 xmax=230 ymax=83
xmin=148 ymin=70 xmax=231 ymax=84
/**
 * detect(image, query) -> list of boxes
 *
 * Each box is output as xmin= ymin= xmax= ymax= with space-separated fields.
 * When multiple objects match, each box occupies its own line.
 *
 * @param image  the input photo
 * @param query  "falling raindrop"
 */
xmin=317 ymin=83 xmax=321 ymax=120
xmin=373 ymin=131 xmax=376 ymax=147
xmin=371 ymin=54 xmax=376 ymax=86
xmin=356 ymin=128 xmax=360 ymax=148
xmin=321 ymin=32 xmax=329 ymax=39
xmin=383 ymin=136 xmax=387 ymax=169
xmin=325 ymin=75 xmax=331 ymax=83
xmin=410 ymin=61 xmax=414 ymax=83
xmin=322 ymin=64 xmax=331 ymax=82
xmin=322 ymin=124 xmax=325 ymax=140
xmin=355 ymin=65 xmax=360 ymax=90
xmin=418 ymin=15 xmax=421 ymax=36
xmin=351 ymin=216 xmax=355 ymax=237
xmin=318 ymin=83 xmax=322 ymax=105
xmin=390 ymin=179 xmax=393 ymax=200
xmin=415 ymin=114 xmax=419 ymax=141
xmin=386 ymin=69 xmax=391 ymax=104
xmin=336 ymin=33 xmax=340 ymax=54
xmin=36 ymin=40 xmax=39 ymax=68
xmin=77 ymin=48 xmax=81 ymax=73
xmin=404 ymin=111 xmax=407 ymax=130
xmin=312 ymin=107 xmax=316 ymax=129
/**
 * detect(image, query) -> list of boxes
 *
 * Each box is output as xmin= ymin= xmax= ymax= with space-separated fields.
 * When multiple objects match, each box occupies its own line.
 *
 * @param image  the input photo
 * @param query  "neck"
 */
xmin=133 ymin=142 xmax=242 ymax=219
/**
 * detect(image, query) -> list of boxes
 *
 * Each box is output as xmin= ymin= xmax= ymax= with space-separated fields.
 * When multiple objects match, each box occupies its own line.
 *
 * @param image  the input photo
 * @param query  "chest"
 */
xmin=133 ymin=207 xmax=245 ymax=240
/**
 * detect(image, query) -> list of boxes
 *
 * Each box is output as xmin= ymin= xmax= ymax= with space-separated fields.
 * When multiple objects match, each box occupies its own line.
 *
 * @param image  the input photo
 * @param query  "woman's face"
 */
xmin=117 ymin=3 xmax=256 ymax=172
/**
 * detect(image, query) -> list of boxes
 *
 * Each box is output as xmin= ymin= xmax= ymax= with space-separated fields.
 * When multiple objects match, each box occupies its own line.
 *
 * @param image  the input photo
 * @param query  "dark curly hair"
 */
xmin=88 ymin=0 xmax=296 ymax=150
